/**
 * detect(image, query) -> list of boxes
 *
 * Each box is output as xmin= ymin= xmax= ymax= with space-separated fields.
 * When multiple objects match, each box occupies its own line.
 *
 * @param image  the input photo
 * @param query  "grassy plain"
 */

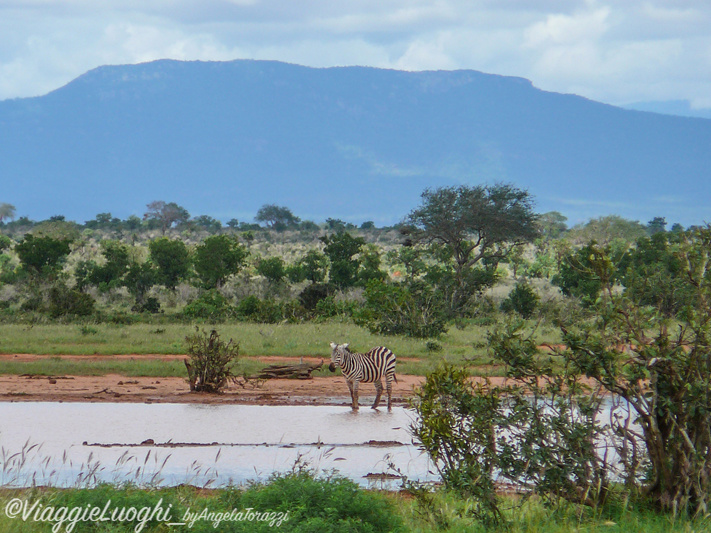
xmin=0 ymin=321 xmax=562 ymax=377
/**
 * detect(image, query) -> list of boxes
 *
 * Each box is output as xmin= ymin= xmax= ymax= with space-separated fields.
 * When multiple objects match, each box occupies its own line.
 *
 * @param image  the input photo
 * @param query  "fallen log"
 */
xmin=252 ymin=360 xmax=324 ymax=380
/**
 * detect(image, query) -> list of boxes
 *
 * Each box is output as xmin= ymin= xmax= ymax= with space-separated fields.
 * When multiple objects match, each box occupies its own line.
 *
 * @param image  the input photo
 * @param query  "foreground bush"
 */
xmin=412 ymin=228 xmax=711 ymax=524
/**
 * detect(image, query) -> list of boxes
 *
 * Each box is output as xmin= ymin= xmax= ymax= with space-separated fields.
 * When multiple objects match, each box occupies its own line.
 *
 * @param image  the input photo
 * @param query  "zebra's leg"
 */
xmin=372 ymin=380 xmax=383 ymax=409
xmin=346 ymin=380 xmax=357 ymax=410
xmin=351 ymin=380 xmax=360 ymax=410
xmin=386 ymin=375 xmax=393 ymax=411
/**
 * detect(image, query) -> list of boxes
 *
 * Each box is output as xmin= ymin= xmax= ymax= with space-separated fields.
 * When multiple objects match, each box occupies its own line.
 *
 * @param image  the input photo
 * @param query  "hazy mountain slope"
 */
xmin=1 ymin=59 xmax=709 ymax=225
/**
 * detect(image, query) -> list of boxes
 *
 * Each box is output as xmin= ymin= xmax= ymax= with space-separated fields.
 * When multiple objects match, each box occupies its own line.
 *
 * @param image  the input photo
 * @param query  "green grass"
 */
xmin=395 ymin=490 xmax=707 ymax=533
xmin=0 ymin=320 xmax=562 ymax=377
xmin=0 ymin=357 xmax=188 ymax=377
xmin=0 ymin=484 xmax=705 ymax=533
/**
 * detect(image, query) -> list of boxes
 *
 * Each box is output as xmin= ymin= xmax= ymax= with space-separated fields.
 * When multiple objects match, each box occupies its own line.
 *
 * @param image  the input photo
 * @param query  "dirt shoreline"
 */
xmin=0 ymin=353 xmax=431 ymax=406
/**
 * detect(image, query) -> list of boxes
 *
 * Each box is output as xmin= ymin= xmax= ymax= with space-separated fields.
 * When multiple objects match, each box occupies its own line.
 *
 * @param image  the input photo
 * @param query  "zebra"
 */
xmin=329 ymin=342 xmax=397 ymax=411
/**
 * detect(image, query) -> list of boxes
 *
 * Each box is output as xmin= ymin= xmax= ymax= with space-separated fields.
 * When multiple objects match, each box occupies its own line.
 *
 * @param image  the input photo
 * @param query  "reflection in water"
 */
xmin=0 ymin=403 xmax=435 ymax=489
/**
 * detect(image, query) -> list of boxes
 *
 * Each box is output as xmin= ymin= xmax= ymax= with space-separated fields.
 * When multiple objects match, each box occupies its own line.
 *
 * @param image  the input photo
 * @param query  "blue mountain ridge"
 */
xmin=1 ymin=59 xmax=709 ymax=226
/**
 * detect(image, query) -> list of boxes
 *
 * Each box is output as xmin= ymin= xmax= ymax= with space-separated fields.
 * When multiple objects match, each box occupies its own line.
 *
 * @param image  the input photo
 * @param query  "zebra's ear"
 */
xmin=343 ymin=343 xmax=349 ymax=349
xmin=330 ymin=342 xmax=337 ymax=349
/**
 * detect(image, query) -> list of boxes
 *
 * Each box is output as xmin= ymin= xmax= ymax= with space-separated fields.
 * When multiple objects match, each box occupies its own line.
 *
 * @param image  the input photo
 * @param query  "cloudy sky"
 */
xmin=0 ymin=0 xmax=709 ymax=109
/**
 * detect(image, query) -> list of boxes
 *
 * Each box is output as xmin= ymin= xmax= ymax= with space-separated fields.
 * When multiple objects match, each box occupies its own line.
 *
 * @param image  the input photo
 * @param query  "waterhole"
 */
xmin=0 ymin=403 xmax=435 ymax=489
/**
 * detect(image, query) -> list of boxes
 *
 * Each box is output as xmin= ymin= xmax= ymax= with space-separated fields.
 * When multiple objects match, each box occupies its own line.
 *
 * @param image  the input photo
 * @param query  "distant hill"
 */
xmin=623 ymin=100 xmax=711 ymax=121
xmin=1 ymin=59 xmax=710 ymax=226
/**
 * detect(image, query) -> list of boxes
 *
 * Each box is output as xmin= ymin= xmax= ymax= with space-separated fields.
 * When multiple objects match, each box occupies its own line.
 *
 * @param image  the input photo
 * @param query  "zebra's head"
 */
xmin=329 ymin=342 xmax=350 ymax=372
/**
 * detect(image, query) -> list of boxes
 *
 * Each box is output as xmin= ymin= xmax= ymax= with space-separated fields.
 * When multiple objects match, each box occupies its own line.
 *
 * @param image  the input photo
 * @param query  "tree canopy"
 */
xmin=406 ymin=184 xmax=538 ymax=272
xmin=143 ymin=201 xmax=190 ymax=235
xmin=255 ymin=204 xmax=300 ymax=231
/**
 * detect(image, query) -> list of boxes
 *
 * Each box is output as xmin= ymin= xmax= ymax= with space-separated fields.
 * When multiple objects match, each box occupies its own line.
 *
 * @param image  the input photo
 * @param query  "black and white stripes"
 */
xmin=329 ymin=342 xmax=397 ymax=410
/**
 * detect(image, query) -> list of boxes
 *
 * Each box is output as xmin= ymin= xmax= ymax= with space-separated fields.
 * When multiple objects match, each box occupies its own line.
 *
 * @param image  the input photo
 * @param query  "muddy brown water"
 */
xmin=0 ymin=403 xmax=435 ymax=488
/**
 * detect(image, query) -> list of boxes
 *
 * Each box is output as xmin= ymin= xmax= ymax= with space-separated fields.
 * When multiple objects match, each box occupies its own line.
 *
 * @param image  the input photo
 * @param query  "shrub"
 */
xmin=183 ymin=290 xmax=233 ymax=320
xmin=184 ymin=328 xmax=239 ymax=393
xmin=355 ymin=279 xmax=448 ymax=338
xmin=298 ymin=282 xmax=335 ymax=310
xmin=235 ymin=296 xmax=304 ymax=323
xmin=45 ymin=283 xmax=96 ymax=318
xmin=132 ymin=295 xmax=161 ymax=314
xmin=221 ymin=471 xmax=403 ymax=532
xmin=313 ymin=295 xmax=355 ymax=320
xmin=500 ymin=281 xmax=539 ymax=318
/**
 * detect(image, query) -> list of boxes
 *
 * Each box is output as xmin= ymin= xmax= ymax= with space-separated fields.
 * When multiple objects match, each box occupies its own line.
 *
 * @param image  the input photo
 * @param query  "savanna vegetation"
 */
xmin=1 ymin=187 xmax=709 ymax=530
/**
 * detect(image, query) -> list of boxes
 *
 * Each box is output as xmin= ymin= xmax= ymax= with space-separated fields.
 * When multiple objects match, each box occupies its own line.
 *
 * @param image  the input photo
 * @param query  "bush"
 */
xmin=500 ymin=281 xmax=539 ymax=318
xmin=298 ymin=282 xmax=335 ymax=310
xmin=132 ymin=295 xmax=161 ymax=314
xmin=221 ymin=471 xmax=404 ymax=532
xmin=48 ymin=285 xmax=96 ymax=318
xmin=184 ymin=328 xmax=239 ymax=393
xmin=355 ymin=279 xmax=448 ymax=338
xmin=183 ymin=290 xmax=233 ymax=320
xmin=235 ymin=296 xmax=306 ymax=323
xmin=313 ymin=295 xmax=355 ymax=320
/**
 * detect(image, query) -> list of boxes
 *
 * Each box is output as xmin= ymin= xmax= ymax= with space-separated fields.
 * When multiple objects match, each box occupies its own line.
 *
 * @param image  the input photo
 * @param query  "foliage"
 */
xmin=552 ymin=241 xmax=620 ymax=305
xmin=537 ymin=211 xmax=568 ymax=239
xmin=0 ymin=202 xmax=16 ymax=222
xmin=617 ymin=232 xmax=694 ymax=316
xmin=357 ymin=244 xmax=387 ymax=286
xmin=14 ymin=234 xmax=72 ymax=275
xmin=500 ymin=281 xmax=539 ymax=318
xmin=235 ymin=295 xmax=304 ymax=323
xmin=183 ymin=290 xmax=233 ymax=320
xmin=193 ymin=234 xmax=248 ymax=289
xmin=124 ymin=261 xmax=158 ymax=312
xmin=291 ymin=250 xmax=328 ymax=284
xmin=298 ymin=282 xmax=335 ymax=311
xmin=256 ymin=256 xmax=286 ymax=284
xmin=567 ymin=215 xmax=647 ymax=245
xmin=555 ymin=227 xmax=711 ymax=516
xmin=81 ymin=239 xmax=131 ymax=290
xmin=646 ymin=216 xmax=667 ymax=235
xmin=255 ymin=204 xmax=301 ymax=231
xmin=0 ymin=234 xmax=12 ymax=251
xmin=190 ymin=214 xmax=222 ymax=233
xmin=404 ymin=184 xmax=538 ymax=314
xmin=320 ymin=231 xmax=365 ymax=289
xmin=148 ymin=237 xmax=190 ymax=290
xmin=356 ymin=279 xmax=448 ymax=338
xmin=184 ymin=327 xmax=239 ymax=393
xmin=226 ymin=470 xmax=404 ymax=533
xmin=412 ymin=333 xmax=612 ymax=528
xmin=30 ymin=219 xmax=82 ymax=241
xmin=143 ymin=201 xmax=190 ymax=234
xmin=414 ymin=228 xmax=711 ymax=521
xmin=47 ymin=283 xmax=96 ymax=318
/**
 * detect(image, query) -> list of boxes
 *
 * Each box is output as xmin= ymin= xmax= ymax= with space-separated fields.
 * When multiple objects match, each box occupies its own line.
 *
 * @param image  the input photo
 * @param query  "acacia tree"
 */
xmin=255 ymin=204 xmax=300 ymax=231
xmin=143 ymin=201 xmax=190 ymax=235
xmin=404 ymin=184 xmax=538 ymax=313
xmin=0 ymin=203 xmax=16 ymax=223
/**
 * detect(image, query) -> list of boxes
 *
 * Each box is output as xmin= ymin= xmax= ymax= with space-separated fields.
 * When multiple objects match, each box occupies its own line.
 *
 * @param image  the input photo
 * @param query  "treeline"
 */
xmin=0 ymin=188 xmax=699 ymax=334
xmin=0 ymin=201 xmax=387 ymax=237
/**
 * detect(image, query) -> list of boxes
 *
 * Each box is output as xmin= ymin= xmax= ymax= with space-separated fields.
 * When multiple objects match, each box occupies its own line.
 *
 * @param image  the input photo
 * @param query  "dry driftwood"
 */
xmin=252 ymin=360 xmax=324 ymax=380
